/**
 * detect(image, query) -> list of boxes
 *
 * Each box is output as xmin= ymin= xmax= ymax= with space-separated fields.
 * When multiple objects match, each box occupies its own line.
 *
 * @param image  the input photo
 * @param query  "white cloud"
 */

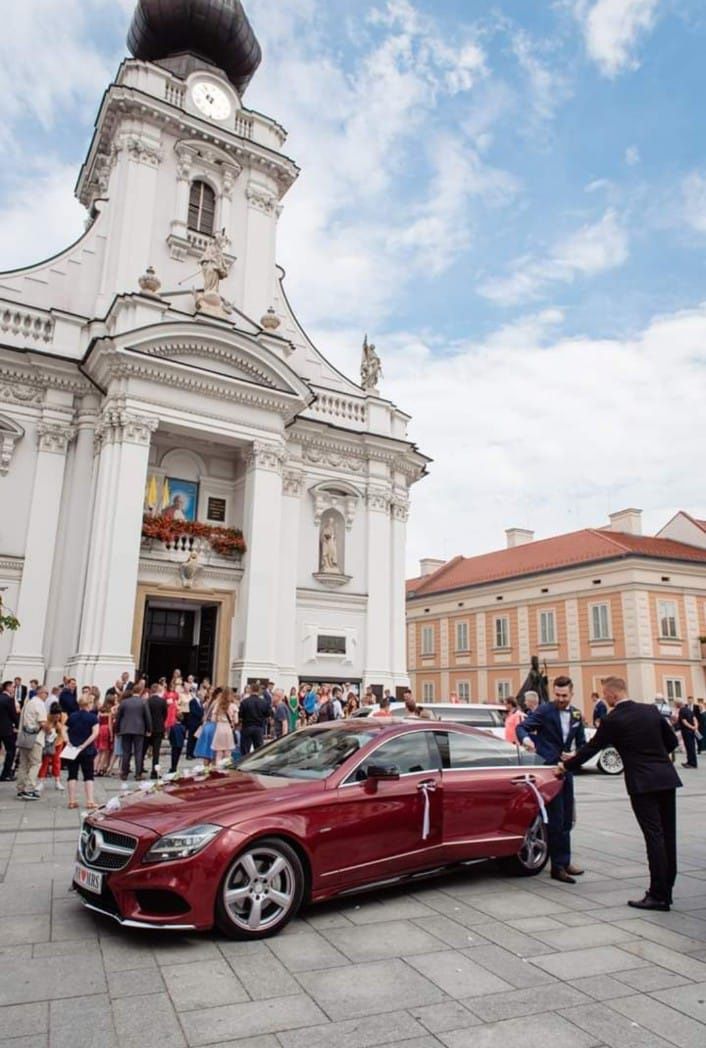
xmin=624 ymin=145 xmax=641 ymax=165
xmin=511 ymin=30 xmax=571 ymax=127
xmin=573 ymin=0 xmax=660 ymax=77
xmin=682 ymin=172 xmax=706 ymax=233
xmin=0 ymin=164 xmax=85 ymax=271
xmin=479 ymin=208 xmax=629 ymax=305
xmin=373 ymin=303 xmax=706 ymax=570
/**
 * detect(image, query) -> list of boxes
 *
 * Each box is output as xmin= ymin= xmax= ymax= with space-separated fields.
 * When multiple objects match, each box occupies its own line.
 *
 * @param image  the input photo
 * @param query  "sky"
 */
xmin=1 ymin=0 xmax=706 ymax=573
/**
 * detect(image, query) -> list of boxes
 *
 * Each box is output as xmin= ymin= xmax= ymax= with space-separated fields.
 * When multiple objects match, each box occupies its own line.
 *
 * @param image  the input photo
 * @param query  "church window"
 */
xmin=188 ymin=180 xmax=216 ymax=235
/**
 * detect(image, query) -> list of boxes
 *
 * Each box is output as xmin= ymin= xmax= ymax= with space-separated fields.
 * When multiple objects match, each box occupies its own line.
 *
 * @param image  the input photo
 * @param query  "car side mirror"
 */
xmin=366 ymin=764 xmax=400 ymax=781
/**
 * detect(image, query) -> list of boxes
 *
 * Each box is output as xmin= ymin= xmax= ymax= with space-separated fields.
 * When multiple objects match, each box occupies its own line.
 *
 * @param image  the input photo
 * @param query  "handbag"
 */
xmin=43 ymin=731 xmax=57 ymax=757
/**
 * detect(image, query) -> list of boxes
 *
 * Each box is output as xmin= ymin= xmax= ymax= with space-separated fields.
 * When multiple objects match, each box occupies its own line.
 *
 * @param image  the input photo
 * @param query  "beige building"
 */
xmin=407 ymin=510 xmax=706 ymax=715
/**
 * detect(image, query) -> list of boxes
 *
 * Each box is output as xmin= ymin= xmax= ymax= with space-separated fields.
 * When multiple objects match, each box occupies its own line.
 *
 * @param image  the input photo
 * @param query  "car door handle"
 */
xmin=417 ymin=779 xmax=437 ymax=789
xmin=511 ymin=775 xmax=536 ymax=785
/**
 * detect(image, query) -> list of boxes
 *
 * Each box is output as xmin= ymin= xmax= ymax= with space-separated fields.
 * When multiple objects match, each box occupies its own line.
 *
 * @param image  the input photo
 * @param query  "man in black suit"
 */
xmin=13 ymin=678 xmax=27 ymax=708
xmin=146 ymin=685 xmax=168 ymax=778
xmin=559 ymin=675 xmax=681 ymax=911
xmin=239 ymin=685 xmax=271 ymax=755
xmin=517 ymin=675 xmax=587 ymax=884
xmin=675 ymin=698 xmax=699 ymax=769
xmin=0 ymin=681 xmax=19 ymax=781
xmin=186 ymin=692 xmax=204 ymax=759
xmin=58 ymin=679 xmax=78 ymax=716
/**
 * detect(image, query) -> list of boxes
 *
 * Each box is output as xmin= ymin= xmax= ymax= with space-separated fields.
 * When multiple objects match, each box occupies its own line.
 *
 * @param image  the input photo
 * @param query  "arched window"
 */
xmin=188 ymin=180 xmax=216 ymax=236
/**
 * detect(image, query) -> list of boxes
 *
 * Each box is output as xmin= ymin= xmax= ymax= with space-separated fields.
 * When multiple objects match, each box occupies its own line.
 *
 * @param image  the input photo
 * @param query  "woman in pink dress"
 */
xmin=211 ymin=687 xmax=237 ymax=764
xmin=95 ymin=697 xmax=115 ymax=776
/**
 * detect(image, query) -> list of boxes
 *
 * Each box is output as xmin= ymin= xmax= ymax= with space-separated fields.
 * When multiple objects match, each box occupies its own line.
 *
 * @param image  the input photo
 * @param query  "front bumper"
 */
xmin=73 ymin=816 xmax=248 ymax=931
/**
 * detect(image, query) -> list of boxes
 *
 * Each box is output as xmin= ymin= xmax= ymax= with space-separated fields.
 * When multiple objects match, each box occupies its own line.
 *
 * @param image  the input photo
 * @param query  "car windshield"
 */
xmin=237 ymin=727 xmax=377 ymax=780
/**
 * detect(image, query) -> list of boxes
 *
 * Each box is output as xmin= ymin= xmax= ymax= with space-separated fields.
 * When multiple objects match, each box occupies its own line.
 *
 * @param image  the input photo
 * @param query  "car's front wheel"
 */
xmin=215 ymin=837 xmax=305 ymax=939
xmin=597 ymin=747 xmax=623 ymax=775
xmin=499 ymin=815 xmax=549 ymax=876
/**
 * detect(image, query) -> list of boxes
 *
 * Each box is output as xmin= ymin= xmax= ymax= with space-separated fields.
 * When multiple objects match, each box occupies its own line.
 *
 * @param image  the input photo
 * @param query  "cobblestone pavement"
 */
xmin=0 ymin=765 xmax=705 ymax=1048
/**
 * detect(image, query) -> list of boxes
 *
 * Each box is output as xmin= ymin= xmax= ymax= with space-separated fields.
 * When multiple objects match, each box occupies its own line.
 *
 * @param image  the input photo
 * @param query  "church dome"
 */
xmin=127 ymin=0 xmax=262 ymax=96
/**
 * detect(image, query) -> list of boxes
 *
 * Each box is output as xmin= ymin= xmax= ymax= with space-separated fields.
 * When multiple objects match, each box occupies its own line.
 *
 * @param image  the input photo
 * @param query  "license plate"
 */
xmin=74 ymin=862 xmax=102 ymax=894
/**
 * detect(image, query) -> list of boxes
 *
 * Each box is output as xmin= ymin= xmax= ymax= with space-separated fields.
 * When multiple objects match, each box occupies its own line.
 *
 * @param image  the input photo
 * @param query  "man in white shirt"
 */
xmin=16 ymin=693 xmax=48 ymax=800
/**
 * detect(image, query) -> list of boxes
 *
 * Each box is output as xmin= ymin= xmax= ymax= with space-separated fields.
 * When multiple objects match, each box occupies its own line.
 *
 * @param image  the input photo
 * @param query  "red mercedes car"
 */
xmin=73 ymin=720 xmax=562 ymax=939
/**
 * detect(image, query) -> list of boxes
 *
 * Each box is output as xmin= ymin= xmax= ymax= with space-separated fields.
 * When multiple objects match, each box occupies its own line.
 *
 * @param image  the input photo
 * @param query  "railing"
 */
xmin=164 ymin=81 xmax=186 ymax=108
xmin=234 ymin=112 xmax=254 ymax=139
xmin=0 ymin=306 xmax=54 ymax=343
xmin=309 ymin=394 xmax=367 ymax=425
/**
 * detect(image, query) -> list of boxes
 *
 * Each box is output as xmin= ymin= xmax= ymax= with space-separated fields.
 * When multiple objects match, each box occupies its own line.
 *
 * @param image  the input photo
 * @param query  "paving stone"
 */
xmin=33 ymin=938 xmax=101 ymax=958
xmin=463 ymin=890 xmax=567 ymax=920
xmin=179 ymin=994 xmax=327 ymax=1045
xmin=297 ymin=958 xmax=446 ymax=1020
xmin=557 ymin=1002 xmax=674 ymax=1048
xmin=463 ymin=983 xmax=591 ymax=1023
xmin=405 ymin=950 xmax=513 ymax=999
xmin=267 ymin=930 xmax=349 ymax=971
xmin=112 ymin=992 xmax=185 ymax=1047
xmin=507 ymin=916 xmax=567 ymax=933
xmin=277 ymin=1009 xmax=429 ymax=1048
xmin=530 ymin=945 xmax=649 ymax=979
xmin=411 ymin=915 xmax=487 ymax=948
xmin=162 ymin=958 xmax=249 ymax=1011
xmin=614 ymin=966 xmax=693 ymax=992
xmin=100 ymin=933 xmax=157 ymax=972
xmin=463 ymin=944 xmax=556 ymax=988
xmin=531 ymin=923 xmax=638 ymax=951
xmin=323 ymin=920 xmax=447 ymax=962
xmin=0 ymin=954 xmax=106 ymax=1005
xmin=610 ymin=993 xmax=706 ymax=1048
xmin=461 ymin=921 xmax=550 ymax=957
xmin=0 ymin=884 xmax=51 ymax=917
xmin=49 ymin=993 xmax=118 ymax=1048
xmin=108 ymin=966 xmax=166 ymax=998
xmin=0 ymin=1002 xmax=48 ymax=1037
xmin=0 ymin=1035 xmax=48 ymax=1048
xmin=149 ymin=936 xmax=222 ymax=967
xmin=652 ymin=981 xmax=706 ymax=1023
xmin=343 ymin=897 xmax=437 ymax=925
xmin=0 ymin=915 xmax=49 ymax=945
xmin=619 ymin=940 xmax=706 ymax=980
xmin=409 ymin=1001 xmax=480 ymax=1034
xmin=438 ymin=1011 xmax=600 ymax=1048
xmin=612 ymin=918 xmax=706 ymax=954
xmin=221 ymin=943 xmax=300 ymax=999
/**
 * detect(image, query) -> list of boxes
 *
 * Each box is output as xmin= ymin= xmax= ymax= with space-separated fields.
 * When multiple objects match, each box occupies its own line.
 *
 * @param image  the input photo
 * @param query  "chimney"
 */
xmin=506 ymin=528 xmax=534 ymax=549
xmin=420 ymin=558 xmax=446 ymax=577
xmin=608 ymin=508 xmax=642 ymax=536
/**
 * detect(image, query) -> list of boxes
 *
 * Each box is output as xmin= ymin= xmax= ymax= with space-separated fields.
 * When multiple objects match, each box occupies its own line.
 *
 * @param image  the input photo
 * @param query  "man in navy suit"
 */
xmin=186 ymin=692 xmax=204 ymax=760
xmin=516 ymin=674 xmax=586 ymax=883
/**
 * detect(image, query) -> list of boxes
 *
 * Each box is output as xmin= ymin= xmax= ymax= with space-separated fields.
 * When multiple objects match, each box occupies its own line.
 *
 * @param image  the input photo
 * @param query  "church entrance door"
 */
xmin=140 ymin=601 xmax=218 ymax=685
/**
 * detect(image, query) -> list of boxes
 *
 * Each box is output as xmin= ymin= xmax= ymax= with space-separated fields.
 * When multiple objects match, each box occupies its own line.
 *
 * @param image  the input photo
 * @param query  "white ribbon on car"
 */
xmin=523 ymin=774 xmax=548 ymax=824
xmin=417 ymin=780 xmax=437 ymax=839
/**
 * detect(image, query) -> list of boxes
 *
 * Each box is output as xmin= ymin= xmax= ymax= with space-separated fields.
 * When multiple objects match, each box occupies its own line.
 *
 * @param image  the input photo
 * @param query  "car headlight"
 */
xmin=143 ymin=824 xmax=222 ymax=863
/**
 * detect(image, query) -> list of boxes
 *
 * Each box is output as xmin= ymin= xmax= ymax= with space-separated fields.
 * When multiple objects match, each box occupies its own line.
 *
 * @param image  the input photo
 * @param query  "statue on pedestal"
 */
xmin=195 ymin=230 xmax=232 ymax=317
xmin=360 ymin=334 xmax=383 ymax=392
xmin=320 ymin=515 xmax=340 ymax=573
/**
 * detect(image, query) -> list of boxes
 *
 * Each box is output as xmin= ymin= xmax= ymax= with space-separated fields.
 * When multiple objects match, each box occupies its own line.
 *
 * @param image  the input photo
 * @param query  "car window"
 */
xmin=346 ymin=731 xmax=439 ymax=782
xmin=434 ymin=730 xmax=523 ymax=769
xmin=238 ymin=726 xmax=376 ymax=779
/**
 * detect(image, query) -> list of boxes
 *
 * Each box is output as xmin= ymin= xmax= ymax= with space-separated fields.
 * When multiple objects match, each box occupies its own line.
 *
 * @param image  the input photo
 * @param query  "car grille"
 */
xmin=80 ymin=825 xmax=137 ymax=871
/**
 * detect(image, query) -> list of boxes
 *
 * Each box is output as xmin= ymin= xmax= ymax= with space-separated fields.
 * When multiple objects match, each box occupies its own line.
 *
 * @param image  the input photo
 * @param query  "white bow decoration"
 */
xmin=523 ymin=774 xmax=548 ymax=824
xmin=417 ymin=780 xmax=437 ymax=839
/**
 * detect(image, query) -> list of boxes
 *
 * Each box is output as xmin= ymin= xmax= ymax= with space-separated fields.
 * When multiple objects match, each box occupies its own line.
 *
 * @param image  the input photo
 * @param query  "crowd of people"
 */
xmin=0 ymin=673 xmax=409 ymax=808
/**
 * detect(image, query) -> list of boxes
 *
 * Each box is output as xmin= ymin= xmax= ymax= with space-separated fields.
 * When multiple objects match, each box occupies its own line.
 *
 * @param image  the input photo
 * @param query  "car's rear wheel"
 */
xmin=499 ymin=815 xmax=549 ymax=876
xmin=597 ymin=747 xmax=623 ymax=775
xmin=215 ymin=837 xmax=305 ymax=939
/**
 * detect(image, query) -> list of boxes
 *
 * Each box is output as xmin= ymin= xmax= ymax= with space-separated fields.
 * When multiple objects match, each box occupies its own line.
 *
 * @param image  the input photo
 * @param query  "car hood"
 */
xmin=96 ymin=771 xmax=322 ymax=834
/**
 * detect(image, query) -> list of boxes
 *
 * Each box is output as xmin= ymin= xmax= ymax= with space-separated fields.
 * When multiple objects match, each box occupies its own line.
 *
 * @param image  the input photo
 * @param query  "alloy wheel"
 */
xmin=221 ymin=844 xmax=299 ymax=934
xmin=518 ymin=815 xmax=548 ymax=871
xmin=598 ymin=747 xmax=624 ymax=775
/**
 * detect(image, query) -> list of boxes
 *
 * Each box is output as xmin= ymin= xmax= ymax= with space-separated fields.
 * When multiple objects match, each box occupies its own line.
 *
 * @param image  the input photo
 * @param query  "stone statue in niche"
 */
xmin=319 ymin=514 xmax=340 ymax=573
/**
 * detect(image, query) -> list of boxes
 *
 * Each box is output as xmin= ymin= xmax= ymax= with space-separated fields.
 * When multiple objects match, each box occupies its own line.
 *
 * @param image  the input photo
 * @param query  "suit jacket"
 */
xmin=187 ymin=696 xmax=204 ymax=731
xmin=147 ymin=695 xmax=168 ymax=735
xmin=563 ymin=700 xmax=682 ymax=795
xmin=239 ymin=694 xmax=270 ymax=729
xmin=0 ymin=692 xmax=19 ymax=735
xmin=516 ymin=702 xmax=586 ymax=764
xmin=58 ymin=688 xmax=78 ymax=716
xmin=115 ymin=695 xmax=152 ymax=736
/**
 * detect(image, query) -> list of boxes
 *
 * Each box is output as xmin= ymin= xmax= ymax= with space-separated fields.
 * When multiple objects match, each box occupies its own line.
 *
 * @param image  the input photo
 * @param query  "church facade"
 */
xmin=0 ymin=1 xmax=427 ymax=693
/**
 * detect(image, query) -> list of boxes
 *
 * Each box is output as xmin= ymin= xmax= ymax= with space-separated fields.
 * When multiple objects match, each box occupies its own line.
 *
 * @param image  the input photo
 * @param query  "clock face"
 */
xmin=192 ymin=81 xmax=232 ymax=122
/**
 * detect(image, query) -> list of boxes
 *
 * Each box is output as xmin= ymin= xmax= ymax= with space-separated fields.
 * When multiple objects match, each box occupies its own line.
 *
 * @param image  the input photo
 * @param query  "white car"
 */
xmin=354 ymin=702 xmax=623 ymax=775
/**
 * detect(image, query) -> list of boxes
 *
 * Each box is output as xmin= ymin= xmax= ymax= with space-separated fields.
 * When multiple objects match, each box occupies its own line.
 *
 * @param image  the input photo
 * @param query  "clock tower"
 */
xmin=77 ymin=0 xmax=297 ymax=323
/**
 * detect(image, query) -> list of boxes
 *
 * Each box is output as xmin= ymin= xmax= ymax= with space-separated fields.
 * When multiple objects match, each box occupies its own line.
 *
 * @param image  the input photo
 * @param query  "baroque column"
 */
xmin=390 ymin=493 xmax=411 ymax=689
xmin=364 ymin=484 xmax=395 ymax=692
xmin=4 ymin=417 xmax=76 ymax=680
xmin=276 ymin=467 xmax=304 ymax=691
xmin=70 ymin=408 xmax=158 ymax=690
xmin=231 ymin=440 xmax=285 ymax=688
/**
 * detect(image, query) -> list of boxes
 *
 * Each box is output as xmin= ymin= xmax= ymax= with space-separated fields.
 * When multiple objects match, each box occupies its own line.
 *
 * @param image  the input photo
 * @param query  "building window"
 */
xmin=494 ymin=616 xmax=509 ymax=649
xmin=421 ymin=625 xmax=434 ymax=656
xmin=658 ymin=600 xmax=678 ymax=639
xmin=496 ymin=680 xmax=512 ymax=700
xmin=590 ymin=603 xmax=611 ymax=641
xmin=539 ymin=609 xmax=556 ymax=646
xmin=188 ymin=179 xmax=216 ymax=235
xmin=316 ymin=635 xmax=346 ymax=655
xmin=665 ymin=678 xmax=683 ymax=701
xmin=456 ymin=621 xmax=469 ymax=652
xmin=422 ymin=681 xmax=435 ymax=702
xmin=458 ymin=681 xmax=471 ymax=702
